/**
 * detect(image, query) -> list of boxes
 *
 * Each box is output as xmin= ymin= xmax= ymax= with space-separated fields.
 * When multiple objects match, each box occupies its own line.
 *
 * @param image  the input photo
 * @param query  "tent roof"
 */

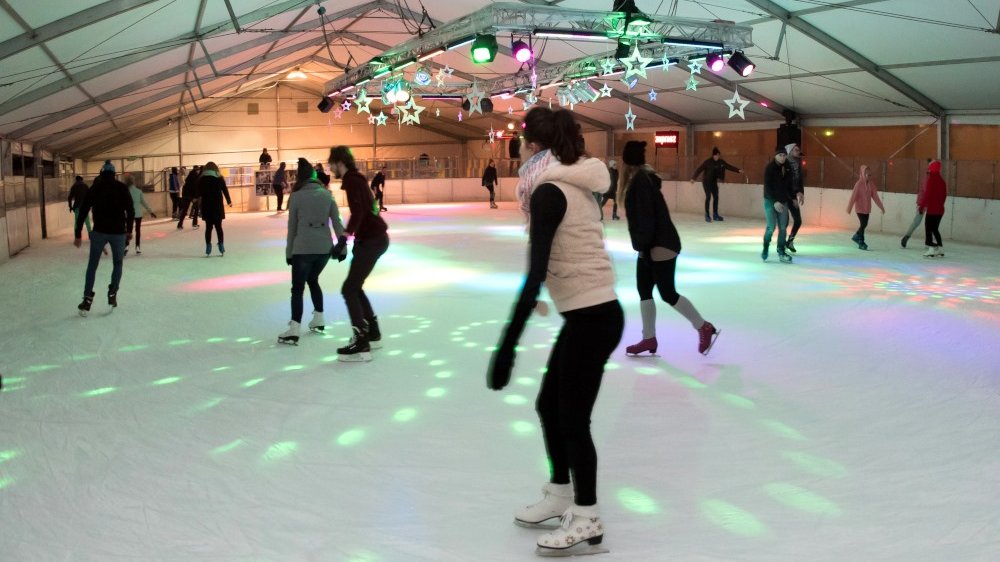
xmin=2 ymin=0 xmax=998 ymax=157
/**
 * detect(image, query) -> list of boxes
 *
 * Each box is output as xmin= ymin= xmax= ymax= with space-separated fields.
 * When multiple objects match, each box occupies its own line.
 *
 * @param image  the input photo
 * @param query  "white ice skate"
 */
xmin=535 ymin=505 xmax=608 ymax=557
xmin=308 ymin=311 xmax=325 ymax=333
xmin=278 ymin=321 xmax=300 ymax=345
xmin=515 ymin=483 xmax=574 ymax=529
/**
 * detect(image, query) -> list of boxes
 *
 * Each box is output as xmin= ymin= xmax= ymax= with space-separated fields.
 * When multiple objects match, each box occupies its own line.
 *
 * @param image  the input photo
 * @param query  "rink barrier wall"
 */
xmin=6 ymin=178 xmax=998 ymax=259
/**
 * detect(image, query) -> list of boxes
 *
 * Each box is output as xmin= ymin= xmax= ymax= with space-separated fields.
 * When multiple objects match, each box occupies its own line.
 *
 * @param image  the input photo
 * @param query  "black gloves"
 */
xmin=332 ymin=235 xmax=348 ymax=262
xmin=286 ymin=257 xmax=293 ymax=266
xmin=487 ymin=341 xmax=516 ymax=391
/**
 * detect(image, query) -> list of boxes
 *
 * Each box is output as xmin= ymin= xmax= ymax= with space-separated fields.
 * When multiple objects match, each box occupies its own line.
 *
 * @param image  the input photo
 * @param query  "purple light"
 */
xmin=707 ymin=53 xmax=726 ymax=73
xmin=512 ymin=40 xmax=532 ymax=63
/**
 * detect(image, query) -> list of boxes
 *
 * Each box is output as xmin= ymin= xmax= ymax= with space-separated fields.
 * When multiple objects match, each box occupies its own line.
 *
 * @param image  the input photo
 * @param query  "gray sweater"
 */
xmin=286 ymin=179 xmax=346 ymax=258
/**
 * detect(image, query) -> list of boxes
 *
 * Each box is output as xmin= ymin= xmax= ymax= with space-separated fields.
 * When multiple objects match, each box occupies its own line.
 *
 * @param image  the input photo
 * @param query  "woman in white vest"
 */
xmin=488 ymin=107 xmax=622 ymax=557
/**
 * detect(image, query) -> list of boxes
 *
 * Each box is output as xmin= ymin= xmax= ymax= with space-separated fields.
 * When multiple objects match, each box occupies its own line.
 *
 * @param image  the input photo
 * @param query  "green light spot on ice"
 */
xmin=321 ymin=355 xmax=338 ymax=362
xmin=721 ymin=393 xmax=755 ymax=409
xmin=0 ymin=450 xmax=20 ymax=464
xmin=212 ymin=439 xmax=245 ymax=454
xmin=676 ymin=376 xmax=707 ymax=389
xmin=511 ymin=420 xmax=536 ymax=435
xmin=212 ymin=366 xmax=231 ymax=372
xmin=337 ymin=428 xmax=366 ymax=446
xmin=206 ymin=337 xmax=225 ymax=343
xmin=701 ymin=499 xmax=766 ymax=537
xmin=0 ymin=477 xmax=13 ymax=490
xmin=429 ymin=359 xmax=446 ymax=366
xmin=617 ymin=487 xmax=660 ymax=514
xmin=516 ymin=377 xmax=537 ymax=386
xmin=71 ymin=353 xmax=98 ymax=361
xmin=532 ymin=343 xmax=548 ymax=349
xmin=387 ymin=350 xmax=403 ymax=356
xmin=282 ymin=365 xmax=304 ymax=372
xmin=435 ymin=371 xmax=453 ymax=379
xmin=636 ymin=367 xmax=659 ymax=375
xmin=463 ymin=342 xmax=478 ymax=348
xmin=263 ymin=441 xmax=298 ymax=461
xmin=764 ymin=483 xmax=841 ymax=515
xmin=236 ymin=337 xmax=252 ymax=342
xmin=781 ymin=452 xmax=848 ymax=479
xmin=504 ymin=395 xmax=528 ymax=405
xmin=198 ymin=397 xmax=224 ymax=410
xmin=425 ymin=387 xmax=447 ymax=398
xmin=761 ymin=420 xmax=806 ymax=441
xmin=4 ymin=377 xmax=25 ymax=384
xmin=451 ymin=337 xmax=465 ymax=342
xmin=82 ymin=387 xmax=116 ymax=397
xmin=393 ymin=408 xmax=417 ymax=422
xmin=411 ymin=352 xmax=427 ymax=359
xmin=242 ymin=378 xmax=265 ymax=388
xmin=152 ymin=376 xmax=181 ymax=385
xmin=169 ymin=339 xmax=192 ymax=346
xmin=23 ymin=364 xmax=59 ymax=373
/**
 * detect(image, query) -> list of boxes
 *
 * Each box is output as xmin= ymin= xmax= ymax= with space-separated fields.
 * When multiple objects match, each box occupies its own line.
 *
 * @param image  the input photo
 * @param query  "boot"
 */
xmin=205 ymin=243 xmax=211 ymax=256
xmin=535 ymin=504 xmax=606 ymax=557
xmin=612 ymin=213 xmax=619 ymax=220
xmin=135 ymin=245 xmax=141 ymax=255
xmin=761 ymin=243 xmax=769 ymax=262
xmin=935 ymin=245 xmax=945 ymax=257
xmin=779 ymin=252 xmax=793 ymax=263
xmin=713 ymin=213 xmax=724 ymax=221
xmin=923 ymin=246 xmax=937 ymax=258
xmin=308 ymin=311 xmax=325 ymax=333
xmin=366 ymin=316 xmax=382 ymax=349
xmin=901 ymin=235 xmax=909 ymax=248
xmin=337 ymin=326 xmax=372 ymax=362
xmin=704 ymin=213 xmax=712 ymax=223
xmin=625 ymin=337 xmax=657 ymax=356
xmin=851 ymin=232 xmax=861 ymax=244
xmin=78 ymin=292 xmax=95 ymax=317
xmin=218 ymin=242 xmax=225 ymax=256
xmin=514 ymin=483 xmax=574 ymax=528
xmin=858 ymin=237 xmax=868 ymax=250
xmin=490 ymin=202 xmax=498 ymax=209
xmin=698 ymin=321 xmax=720 ymax=356
xmin=107 ymin=285 xmax=118 ymax=309
xmin=278 ymin=321 xmax=300 ymax=345
xmin=786 ymin=236 xmax=796 ymax=253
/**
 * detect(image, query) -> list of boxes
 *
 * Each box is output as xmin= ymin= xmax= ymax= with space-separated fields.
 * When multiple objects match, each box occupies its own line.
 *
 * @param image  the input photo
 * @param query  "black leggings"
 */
xmin=291 ymin=253 xmax=330 ymax=322
xmin=636 ymin=255 xmax=680 ymax=306
xmin=203 ymin=221 xmax=223 ymax=244
xmin=127 ymin=217 xmax=142 ymax=246
xmin=275 ymin=188 xmax=285 ymax=211
xmin=702 ymin=181 xmax=719 ymax=216
xmin=789 ymin=202 xmax=802 ymax=237
xmin=855 ymin=213 xmax=869 ymax=238
xmin=486 ymin=185 xmax=496 ymax=203
xmin=342 ymin=234 xmax=389 ymax=330
xmin=924 ymin=214 xmax=943 ymax=247
xmin=537 ymin=300 xmax=623 ymax=506
xmin=600 ymin=193 xmax=617 ymax=218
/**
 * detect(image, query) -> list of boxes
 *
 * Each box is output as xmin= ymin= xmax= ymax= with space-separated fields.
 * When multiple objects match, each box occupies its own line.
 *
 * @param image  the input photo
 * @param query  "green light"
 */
xmin=515 ymin=377 xmax=537 ymax=386
xmin=393 ymin=408 xmax=418 ymax=422
xmin=242 ymin=378 xmax=265 ymax=388
xmin=511 ymin=420 xmax=536 ymax=435
xmin=764 ymin=483 xmax=841 ymax=515
xmin=676 ymin=376 xmax=707 ymax=389
xmin=282 ymin=365 xmax=304 ymax=372
xmin=411 ymin=352 xmax=427 ymax=359
xmin=0 ymin=450 xmax=20 ymax=464
xmin=761 ymin=420 xmax=806 ymax=441
xmin=212 ymin=366 xmax=231 ymax=372
xmin=152 ymin=376 xmax=181 ymax=386
xmin=387 ymin=350 xmax=403 ymax=356
xmin=71 ymin=353 xmax=97 ymax=361
xmin=701 ymin=499 xmax=766 ymax=537
xmin=0 ymin=477 xmax=13 ymax=490
xmin=434 ymin=371 xmax=453 ymax=379
xmin=429 ymin=359 xmax=446 ymax=366
xmin=263 ymin=441 xmax=298 ymax=461
xmin=471 ymin=34 xmax=498 ymax=63
xmin=4 ymin=377 xmax=24 ymax=384
xmin=781 ymin=451 xmax=848 ymax=479
xmin=721 ymin=393 xmax=755 ymax=409
xmin=168 ymin=339 xmax=192 ymax=346
xmin=321 ymin=355 xmax=338 ymax=362
xmin=196 ymin=397 xmax=224 ymax=410
xmin=206 ymin=337 xmax=225 ymax=343
xmin=425 ymin=387 xmax=447 ymax=398
xmin=212 ymin=439 xmax=245 ymax=454
xmin=118 ymin=344 xmax=148 ymax=352
xmin=82 ymin=387 xmax=117 ymax=397
xmin=617 ymin=487 xmax=660 ymax=514
xmin=336 ymin=428 xmax=366 ymax=446
xmin=636 ymin=367 xmax=659 ymax=375
xmin=503 ymin=394 xmax=528 ymax=405
xmin=24 ymin=364 xmax=59 ymax=373
xmin=236 ymin=337 xmax=252 ymax=342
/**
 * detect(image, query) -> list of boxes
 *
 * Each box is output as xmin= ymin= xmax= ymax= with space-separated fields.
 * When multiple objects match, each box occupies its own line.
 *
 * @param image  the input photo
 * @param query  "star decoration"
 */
xmin=354 ymin=89 xmax=372 ymax=114
xmin=621 ymin=44 xmax=653 ymax=81
xmin=687 ymin=59 xmax=703 ymax=75
xmin=686 ymin=75 xmax=699 ymax=91
xmin=661 ymin=52 xmax=671 ymax=71
xmin=367 ymin=114 xmax=376 ymax=125
xmin=435 ymin=66 xmax=453 ymax=87
xmin=624 ymin=106 xmax=636 ymax=130
xmin=600 ymin=57 xmax=616 ymax=76
xmin=621 ymin=75 xmax=638 ymax=89
xmin=599 ymin=82 xmax=613 ymax=97
xmin=724 ymin=88 xmax=750 ymax=120
xmin=458 ymin=111 xmax=463 ymax=122
xmin=400 ymin=97 xmax=425 ymax=125
xmin=435 ymin=108 xmax=441 ymax=117
xmin=488 ymin=127 xmax=497 ymax=144
xmin=374 ymin=111 xmax=388 ymax=126
xmin=508 ymin=105 xmax=514 ymax=115
xmin=341 ymin=100 xmax=352 ymax=111
xmin=531 ymin=71 xmax=538 ymax=89
xmin=465 ymin=81 xmax=486 ymax=115
xmin=648 ymin=88 xmax=657 ymax=102
xmin=333 ymin=107 xmax=344 ymax=119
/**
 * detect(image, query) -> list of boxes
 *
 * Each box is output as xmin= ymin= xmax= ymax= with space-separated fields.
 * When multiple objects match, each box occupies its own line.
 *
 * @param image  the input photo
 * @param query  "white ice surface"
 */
xmin=1 ymin=204 xmax=998 ymax=561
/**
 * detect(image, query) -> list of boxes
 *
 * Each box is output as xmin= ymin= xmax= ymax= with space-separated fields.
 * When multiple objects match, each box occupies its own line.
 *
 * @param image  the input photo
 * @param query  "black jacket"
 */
xmin=787 ymin=156 xmax=805 ymax=195
xmin=75 ymin=173 xmax=134 ymax=237
xmin=181 ymin=170 xmax=201 ymax=200
xmin=624 ymin=169 xmax=681 ymax=254
xmin=481 ymin=165 xmax=498 ymax=187
xmin=342 ymin=169 xmax=388 ymax=241
xmin=370 ymin=171 xmax=385 ymax=192
xmin=607 ymin=168 xmax=619 ymax=197
xmin=68 ymin=180 xmax=89 ymax=211
xmin=197 ymin=173 xmax=232 ymax=223
xmin=763 ymin=160 xmax=793 ymax=203
xmin=692 ymin=157 xmax=741 ymax=184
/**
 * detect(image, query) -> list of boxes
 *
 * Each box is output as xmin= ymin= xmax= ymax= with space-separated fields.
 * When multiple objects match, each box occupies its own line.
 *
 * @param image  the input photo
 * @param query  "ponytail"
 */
xmin=522 ymin=107 xmax=584 ymax=165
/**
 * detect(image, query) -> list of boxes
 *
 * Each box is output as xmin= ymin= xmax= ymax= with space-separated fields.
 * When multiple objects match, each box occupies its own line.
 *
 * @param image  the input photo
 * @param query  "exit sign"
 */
xmin=655 ymin=130 xmax=679 ymax=148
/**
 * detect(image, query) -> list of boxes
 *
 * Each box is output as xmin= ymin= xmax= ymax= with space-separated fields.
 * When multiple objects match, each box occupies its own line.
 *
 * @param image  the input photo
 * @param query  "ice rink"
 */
xmin=1 ymin=203 xmax=998 ymax=561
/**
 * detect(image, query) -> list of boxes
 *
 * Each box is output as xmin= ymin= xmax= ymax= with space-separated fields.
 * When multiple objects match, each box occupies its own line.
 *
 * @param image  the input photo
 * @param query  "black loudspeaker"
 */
xmin=508 ymin=136 xmax=521 ymax=158
xmin=461 ymin=98 xmax=494 ymax=113
xmin=777 ymin=123 xmax=801 ymax=149
xmin=317 ymin=97 xmax=334 ymax=113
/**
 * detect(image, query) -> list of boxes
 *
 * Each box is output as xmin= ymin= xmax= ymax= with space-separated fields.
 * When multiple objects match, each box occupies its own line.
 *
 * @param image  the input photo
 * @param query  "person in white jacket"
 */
xmin=124 ymin=173 xmax=156 ymax=255
xmin=278 ymin=158 xmax=348 ymax=345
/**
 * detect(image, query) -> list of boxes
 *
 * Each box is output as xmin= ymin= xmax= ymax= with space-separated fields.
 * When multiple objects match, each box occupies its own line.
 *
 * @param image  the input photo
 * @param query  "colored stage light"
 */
xmin=512 ymin=40 xmax=532 ymax=63
xmin=706 ymin=53 xmax=726 ymax=72
xmin=727 ymin=51 xmax=756 ymax=77
xmin=471 ymin=34 xmax=498 ymax=64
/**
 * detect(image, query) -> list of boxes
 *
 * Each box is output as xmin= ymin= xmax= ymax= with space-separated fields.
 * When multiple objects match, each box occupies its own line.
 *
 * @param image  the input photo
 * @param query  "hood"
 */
xmin=927 ymin=160 xmax=941 ymax=174
xmin=785 ymin=143 xmax=798 ymax=155
xmin=533 ymin=157 xmax=611 ymax=194
xmin=859 ymin=164 xmax=870 ymax=178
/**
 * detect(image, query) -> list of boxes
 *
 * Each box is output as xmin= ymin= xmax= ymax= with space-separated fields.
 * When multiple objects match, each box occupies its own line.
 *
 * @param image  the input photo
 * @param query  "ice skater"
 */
xmin=370 ymin=164 xmax=388 ymax=212
xmin=196 ymin=162 xmax=232 ymax=256
xmin=762 ymin=147 xmax=794 ymax=263
xmin=599 ymin=159 xmax=619 ymax=221
xmin=177 ymin=165 xmax=201 ymax=229
xmin=785 ymin=143 xmax=806 ymax=252
xmin=918 ymin=160 xmax=948 ymax=258
xmin=482 ymin=159 xmax=499 ymax=209
xmin=691 ymin=147 xmax=742 ymax=222
xmin=846 ymin=165 xmax=884 ymax=250
xmin=273 ymin=162 xmax=288 ymax=212
xmin=489 ymin=107 xmax=622 ymax=557
xmin=328 ymin=145 xmax=390 ymax=361
xmin=278 ymin=159 xmax=348 ymax=345
xmin=124 ymin=173 xmax=156 ymax=255
xmin=901 ymin=160 xmax=933 ymax=249
xmin=618 ymin=141 xmax=719 ymax=357
xmin=73 ymin=161 xmax=134 ymax=316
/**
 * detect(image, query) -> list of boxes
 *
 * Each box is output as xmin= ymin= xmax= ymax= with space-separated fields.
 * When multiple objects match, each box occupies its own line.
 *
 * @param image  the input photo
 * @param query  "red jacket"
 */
xmin=341 ymin=168 xmax=388 ymax=241
xmin=917 ymin=161 xmax=947 ymax=215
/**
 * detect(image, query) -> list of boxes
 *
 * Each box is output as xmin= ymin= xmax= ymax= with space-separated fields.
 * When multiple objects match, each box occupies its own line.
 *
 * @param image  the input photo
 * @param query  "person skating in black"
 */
xmin=785 ymin=143 xmax=805 ymax=252
xmin=370 ymin=165 xmax=388 ymax=212
xmin=482 ymin=159 xmax=499 ymax=209
xmin=197 ymin=162 xmax=232 ymax=256
xmin=762 ymin=148 xmax=794 ymax=263
xmin=273 ymin=162 xmax=288 ymax=212
xmin=691 ymin=147 xmax=743 ymax=222
xmin=328 ymin=146 xmax=390 ymax=362
xmin=489 ymin=107 xmax=621 ymax=557
xmin=177 ymin=165 xmax=201 ymax=229
xmin=599 ymin=159 xmax=619 ymax=220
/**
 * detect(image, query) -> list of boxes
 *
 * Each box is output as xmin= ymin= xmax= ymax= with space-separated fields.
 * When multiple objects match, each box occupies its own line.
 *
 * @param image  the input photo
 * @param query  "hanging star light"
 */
xmin=622 ymin=44 xmax=653 ymax=81
xmin=687 ymin=59 xmax=703 ymax=75
xmin=367 ymin=114 xmax=376 ymax=125
xmin=724 ymin=88 xmax=750 ymax=120
xmin=600 ymin=57 xmax=616 ymax=76
xmin=599 ymin=82 xmax=613 ymax=97
xmin=354 ymin=89 xmax=372 ymax=114
xmin=465 ymin=81 xmax=486 ymax=115
xmin=648 ymin=88 xmax=657 ymax=101
xmin=374 ymin=112 xmax=388 ymax=126
xmin=624 ymin=105 xmax=636 ymax=131
xmin=686 ymin=75 xmax=699 ymax=91
xmin=435 ymin=65 xmax=453 ymax=87
xmin=661 ymin=52 xmax=671 ymax=71
xmin=531 ymin=70 xmax=538 ymax=89
xmin=400 ymin=97 xmax=426 ymax=125
xmin=333 ymin=107 xmax=344 ymax=119
xmin=488 ymin=127 xmax=497 ymax=144
xmin=435 ymin=108 xmax=441 ymax=117
xmin=508 ymin=105 xmax=514 ymax=115
xmin=341 ymin=100 xmax=352 ymax=111
xmin=458 ymin=111 xmax=463 ymax=122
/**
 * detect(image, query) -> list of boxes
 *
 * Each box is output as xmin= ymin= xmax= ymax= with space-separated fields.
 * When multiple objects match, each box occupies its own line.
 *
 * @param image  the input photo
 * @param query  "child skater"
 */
xmin=846 ymin=164 xmax=884 ymax=250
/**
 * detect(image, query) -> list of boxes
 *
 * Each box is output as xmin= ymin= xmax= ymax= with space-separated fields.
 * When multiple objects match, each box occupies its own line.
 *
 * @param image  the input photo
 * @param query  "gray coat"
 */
xmin=286 ymin=179 xmax=346 ymax=259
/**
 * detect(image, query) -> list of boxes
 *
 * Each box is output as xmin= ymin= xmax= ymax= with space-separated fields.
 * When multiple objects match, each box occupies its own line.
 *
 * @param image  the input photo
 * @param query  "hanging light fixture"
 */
xmin=471 ymin=34 xmax=498 ymax=63
xmin=286 ymin=67 xmax=307 ymax=80
xmin=511 ymin=39 xmax=533 ymax=63
xmin=706 ymin=53 xmax=726 ymax=73
xmin=727 ymin=51 xmax=756 ymax=77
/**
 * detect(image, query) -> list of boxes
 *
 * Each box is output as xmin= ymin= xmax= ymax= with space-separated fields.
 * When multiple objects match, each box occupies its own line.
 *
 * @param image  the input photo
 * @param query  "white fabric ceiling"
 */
xmin=1 ymin=0 xmax=998 ymax=158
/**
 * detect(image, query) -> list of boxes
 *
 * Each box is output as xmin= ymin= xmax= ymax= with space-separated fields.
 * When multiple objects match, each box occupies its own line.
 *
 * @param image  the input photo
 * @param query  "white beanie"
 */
xmin=785 ymin=143 xmax=798 ymax=155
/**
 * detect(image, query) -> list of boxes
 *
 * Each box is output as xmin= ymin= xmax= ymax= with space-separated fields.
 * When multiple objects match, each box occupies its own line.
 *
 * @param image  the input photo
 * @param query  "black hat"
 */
xmin=712 ymin=146 xmax=721 ymax=156
xmin=622 ymin=141 xmax=646 ymax=166
xmin=297 ymin=157 xmax=314 ymax=179
xmin=775 ymin=146 xmax=788 ymax=156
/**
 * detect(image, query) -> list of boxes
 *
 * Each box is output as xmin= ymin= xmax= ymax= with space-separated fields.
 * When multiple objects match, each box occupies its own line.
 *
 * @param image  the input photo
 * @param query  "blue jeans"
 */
xmin=84 ymin=232 xmax=126 ymax=295
xmin=763 ymin=198 xmax=789 ymax=254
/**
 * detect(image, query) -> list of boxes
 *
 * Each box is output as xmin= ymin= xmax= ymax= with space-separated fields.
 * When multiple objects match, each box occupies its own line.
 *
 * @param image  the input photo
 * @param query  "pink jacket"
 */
xmin=847 ymin=165 xmax=885 ymax=215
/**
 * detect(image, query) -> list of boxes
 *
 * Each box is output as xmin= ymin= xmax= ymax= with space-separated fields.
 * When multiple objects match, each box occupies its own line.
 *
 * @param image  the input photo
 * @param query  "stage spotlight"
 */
xmin=461 ymin=98 xmax=494 ymax=113
xmin=471 ymin=34 xmax=498 ymax=64
xmin=706 ymin=53 xmax=726 ymax=73
xmin=512 ymin=40 xmax=533 ymax=63
xmin=317 ymin=97 xmax=334 ymax=113
xmin=727 ymin=51 xmax=755 ymax=77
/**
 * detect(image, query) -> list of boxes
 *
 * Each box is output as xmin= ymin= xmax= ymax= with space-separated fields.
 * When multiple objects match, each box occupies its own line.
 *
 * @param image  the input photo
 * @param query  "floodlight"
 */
xmin=706 ymin=53 xmax=726 ymax=73
xmin=471 ymin=34 xmax=498 ymax=64
xmin=512 ymin=40 xmax=533 ymax=63
xmin=727 ymin=51 xmax=755 ymax=77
